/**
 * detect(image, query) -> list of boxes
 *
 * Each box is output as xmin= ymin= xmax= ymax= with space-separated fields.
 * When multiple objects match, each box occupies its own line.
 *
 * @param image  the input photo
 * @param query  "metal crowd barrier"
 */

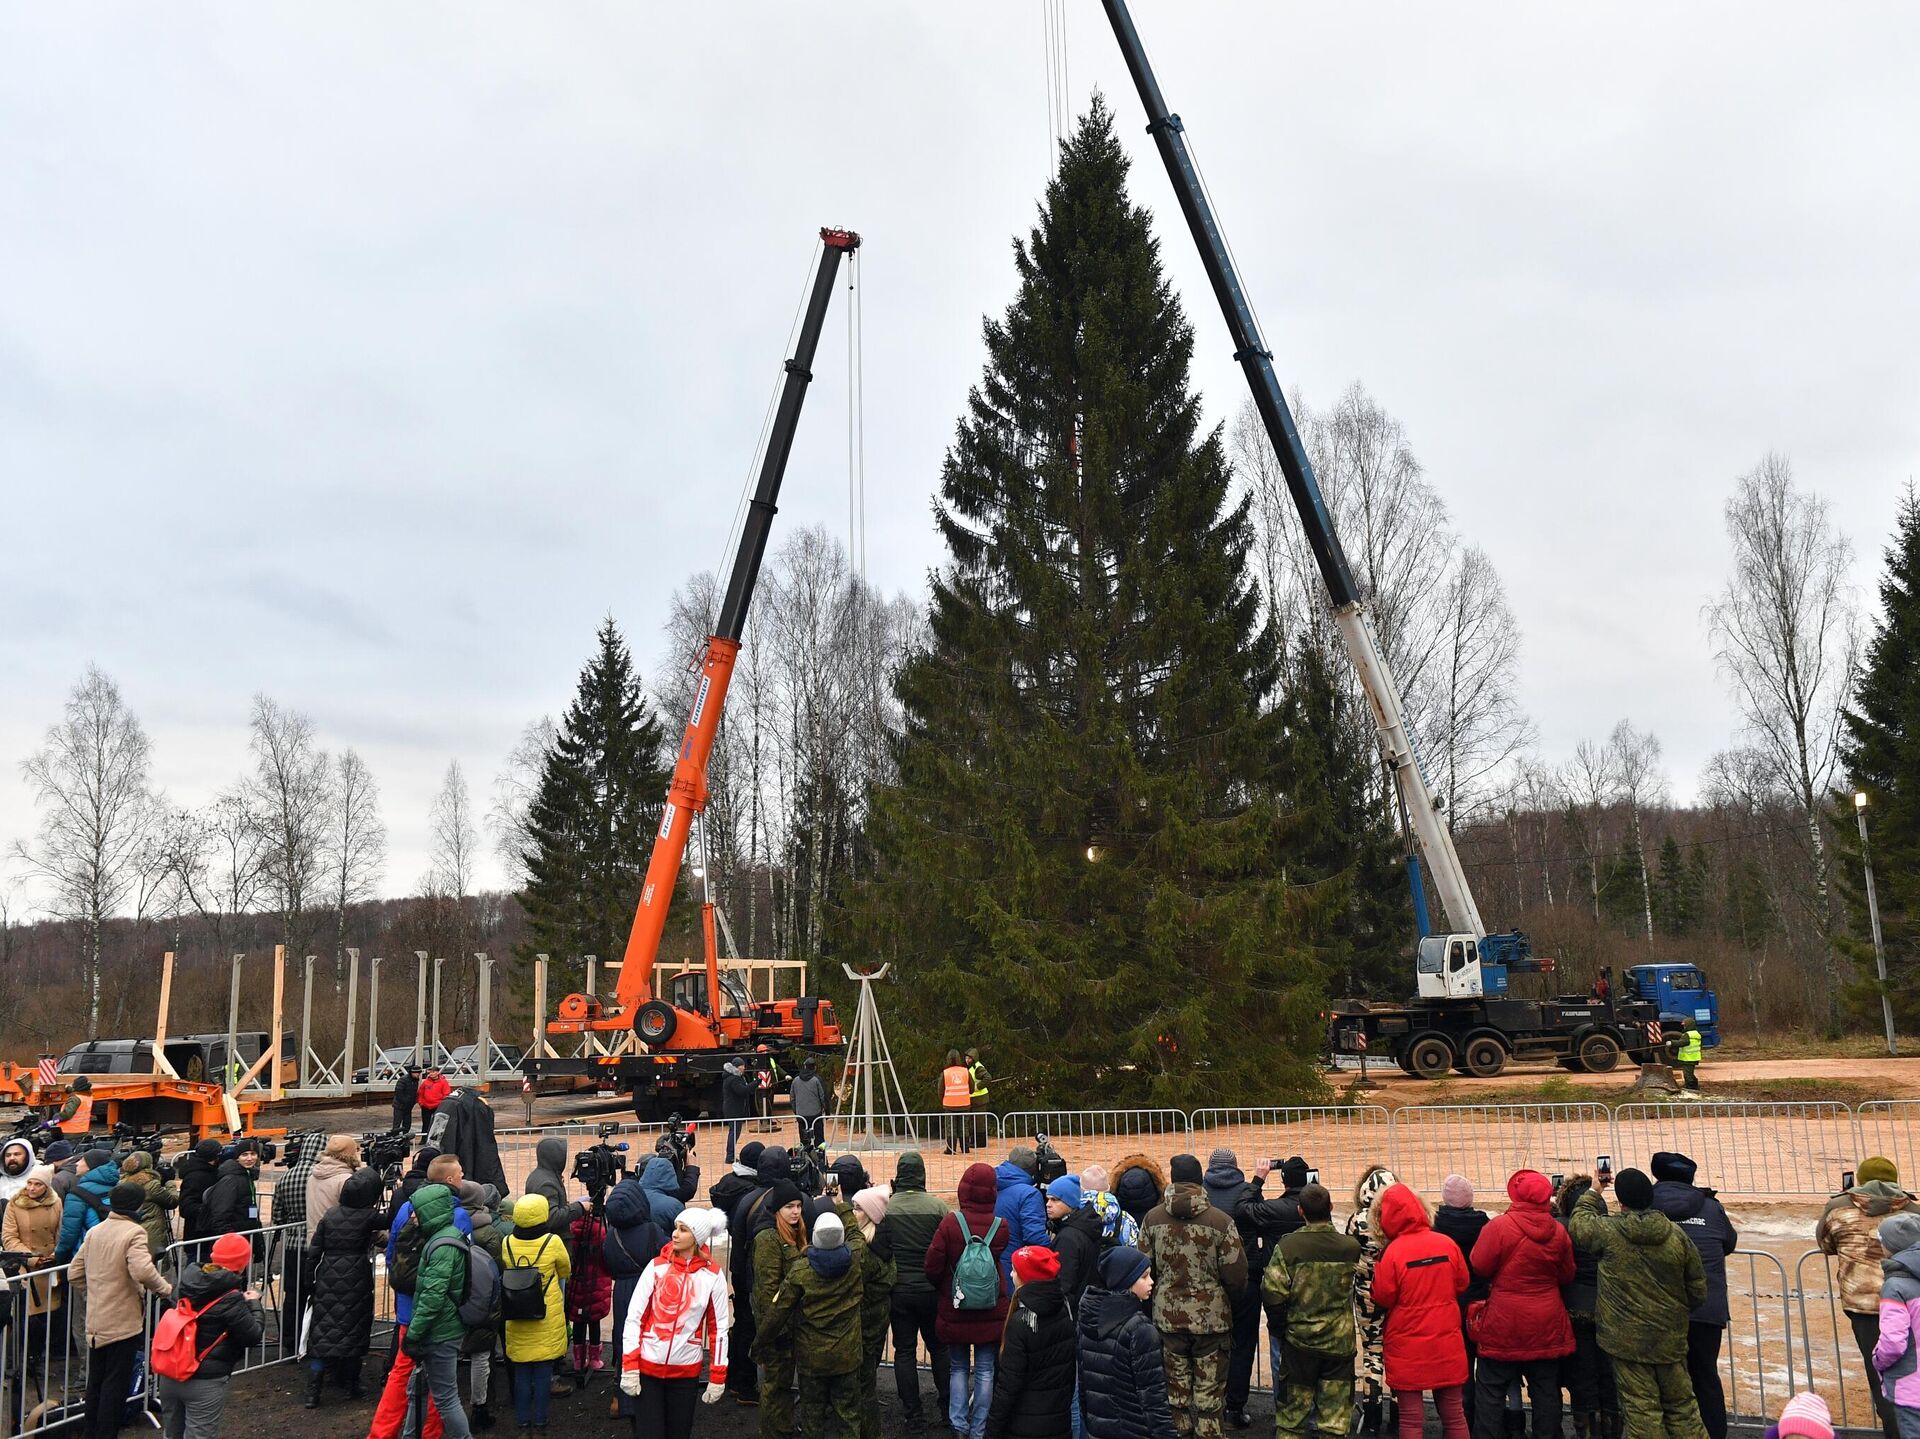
xmin=1613 ymin=1101 xmax=1857 ymax=1199
xmin=1188 ymin=1106 xmax=1391 ymax=1200
xmin=1855 ymin=1101 xmax=1920 ymax=1188
xmin=1385 ymin=1103 xmax=1614 ymax=1195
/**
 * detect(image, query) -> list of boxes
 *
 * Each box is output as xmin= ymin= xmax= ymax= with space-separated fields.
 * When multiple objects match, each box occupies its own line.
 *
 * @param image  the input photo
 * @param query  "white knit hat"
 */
xmin=676 ymin=1207 xmax=728 ymax=1250
xmin=811 ymin=1210 xmax=846 ymax=1249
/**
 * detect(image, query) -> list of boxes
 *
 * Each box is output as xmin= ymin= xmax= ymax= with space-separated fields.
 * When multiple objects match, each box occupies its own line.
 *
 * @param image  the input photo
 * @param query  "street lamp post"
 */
xmin=1856 ymin=791 xmax=1898 ymax=1056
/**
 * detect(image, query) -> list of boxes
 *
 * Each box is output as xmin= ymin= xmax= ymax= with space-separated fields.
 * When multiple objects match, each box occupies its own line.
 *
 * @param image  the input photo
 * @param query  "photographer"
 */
xmin=523 ymin=1137 xmax=585 ymax=1240
xmin=432 ymin=1084 xmax=508 ymax=1198
xmin=638 ymin=1154 xmax=687 ymax=1227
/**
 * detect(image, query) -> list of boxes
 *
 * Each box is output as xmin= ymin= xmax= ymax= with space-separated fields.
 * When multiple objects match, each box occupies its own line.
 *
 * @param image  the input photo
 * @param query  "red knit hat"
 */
xmin=1011 ymin=1245 xmax=1060 ymax=1284
xmin=210 ymin=1233 xmax=252 ymax=1272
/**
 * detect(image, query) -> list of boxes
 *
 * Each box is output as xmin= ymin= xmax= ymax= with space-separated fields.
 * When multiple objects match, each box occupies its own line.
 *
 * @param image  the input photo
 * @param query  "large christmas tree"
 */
xmin=1839 ymin=487 xmax=1920 ymax=1027
xmin=516 ymin=618 xmax=669 ymax=988
xmin=850 ymin=101 xmax=1330 ymax=1107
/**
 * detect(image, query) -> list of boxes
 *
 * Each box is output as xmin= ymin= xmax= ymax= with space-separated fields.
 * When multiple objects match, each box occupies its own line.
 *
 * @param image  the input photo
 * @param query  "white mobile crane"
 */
xmin=1100 ymin=0 xmax=1718 ymax=1078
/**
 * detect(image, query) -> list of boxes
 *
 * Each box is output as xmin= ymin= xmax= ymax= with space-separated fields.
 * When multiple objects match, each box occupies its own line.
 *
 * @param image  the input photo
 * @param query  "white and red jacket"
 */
xmin=623 ymin=1243 xmax=730 ymax=1385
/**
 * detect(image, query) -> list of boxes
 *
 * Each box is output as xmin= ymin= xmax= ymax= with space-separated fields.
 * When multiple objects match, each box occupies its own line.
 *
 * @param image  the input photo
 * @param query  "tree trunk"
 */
xmin=1631 ymin=804 xmax=1654 ymax=944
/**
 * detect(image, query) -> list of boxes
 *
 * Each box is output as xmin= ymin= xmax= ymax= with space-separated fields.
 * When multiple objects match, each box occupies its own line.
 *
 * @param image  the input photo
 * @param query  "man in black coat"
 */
xmin=428 ymin=1085 xmax=507 ymax=1197
xmin=391 ymin=1066 xmax=420 ymax=1138
xmin=176 ymin=1139 xmax=224 ymax=1243
xmin=1046 ymin=1175 xmax=1105 ymax=1314
xmin=1649 ymin=1150 xmax=1739 ymax=1439
xmin=721 ymin=1060 xmax=757 ymax=1164
xmin=711 ymin=1140 xmax=765 ymax=1219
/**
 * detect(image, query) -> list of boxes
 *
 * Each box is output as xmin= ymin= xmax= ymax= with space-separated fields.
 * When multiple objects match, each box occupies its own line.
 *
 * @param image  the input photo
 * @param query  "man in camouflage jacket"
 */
xmin=1816 ymin=1156 xmax=1910 ymax=1439
xmin=1140 ymin=1154 xmax=1248 ymax=1439
xmin=1263 ymin=1184 xmax=1361 ymax=1439
xmin=1568 ymin=1169 xmax=1707 ymax=1439
xmin=757 ymin=1210 xmax=871 ymax=1438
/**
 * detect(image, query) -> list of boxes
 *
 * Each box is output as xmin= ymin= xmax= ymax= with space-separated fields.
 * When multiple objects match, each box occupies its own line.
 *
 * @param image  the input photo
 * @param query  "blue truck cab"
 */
xmin=1622 ymin=964 xmax=1720 ymax=1048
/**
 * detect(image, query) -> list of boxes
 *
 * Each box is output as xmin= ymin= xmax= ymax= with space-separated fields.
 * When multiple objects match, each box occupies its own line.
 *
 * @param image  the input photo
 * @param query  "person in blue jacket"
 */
xmin=53 ymin=1147 xmax=119 ymax=1263
xmin=994 ymin=1146 xmax=1052 ymax=1280
xmin=636 ymin=1156 xmax=687 ymax=1228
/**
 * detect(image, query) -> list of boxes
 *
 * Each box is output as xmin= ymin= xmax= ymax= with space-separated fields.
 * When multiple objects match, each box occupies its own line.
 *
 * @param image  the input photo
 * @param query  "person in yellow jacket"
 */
xmin=501 ymin=1193 xmax=572 ymax=1436
xmin=1676 ymin=1024 xmax=1704 ymax=1092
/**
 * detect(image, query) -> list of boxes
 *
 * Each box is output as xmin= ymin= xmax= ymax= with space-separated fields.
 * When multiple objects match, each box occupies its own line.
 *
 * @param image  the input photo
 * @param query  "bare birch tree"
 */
xmin=1563 ymin=738 xmax=1617 ymax=921
xmin=1706 ymin=452 xmax=1859 ymax=1032
xmin=1608 ymin=720 xmax=1666 ymax=945
xmin=430 ymin=760 xmax=478 ymax=900
xmin=1432 ymin=545 xmax=1536 ymax=829
xmin=13 ymin=665 xmax=156 ymax=1035
xmin=325 ymin=749 xmax=386 ymax=986
xmin=244 ymin=694 xmax=333 ymax=956
xmin=163 ymin=790 xmax=267 ymax=964
xmin=487 ymin=717 xmax=556 ymax=891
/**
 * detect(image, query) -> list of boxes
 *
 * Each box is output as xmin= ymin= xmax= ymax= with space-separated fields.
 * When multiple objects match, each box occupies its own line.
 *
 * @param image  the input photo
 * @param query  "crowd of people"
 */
xmin=6 ymin=1111 xmax=1920 ymax=1439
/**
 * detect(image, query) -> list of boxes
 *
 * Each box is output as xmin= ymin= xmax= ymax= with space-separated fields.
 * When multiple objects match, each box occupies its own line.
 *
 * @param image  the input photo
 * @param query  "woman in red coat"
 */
xmin=1468 ymin=1170 xmax=1575 ymax=1439
xmin=1371 ymin=1183 xmax=1470 ymax=1439
xmin=925 ymin=1162 xmax=1012 ymax=1439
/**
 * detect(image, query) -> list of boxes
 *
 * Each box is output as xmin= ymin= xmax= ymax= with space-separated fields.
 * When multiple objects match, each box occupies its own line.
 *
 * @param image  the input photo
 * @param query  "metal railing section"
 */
xmin=1613 ymin=1101 xmax=1857 ymax=1199
xmin=1187 ymin=1106 xmax=1392 ymax=1199
xmin=1855 ymin=1101 xmax=1920 ymax=1186
xmin=1722 ymin=1249 xmax=1795 ymax=1426
xmin=1792 ymin=1248 xmax=1887 ymax=1434
xmin=1385 ymin=1103 xmax=1614 ymax=1194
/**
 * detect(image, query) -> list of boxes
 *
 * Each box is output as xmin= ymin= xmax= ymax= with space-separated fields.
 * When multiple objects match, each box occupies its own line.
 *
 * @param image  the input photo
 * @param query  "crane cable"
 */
xmin=1042 ymin=0 xmax=1070 ymax=178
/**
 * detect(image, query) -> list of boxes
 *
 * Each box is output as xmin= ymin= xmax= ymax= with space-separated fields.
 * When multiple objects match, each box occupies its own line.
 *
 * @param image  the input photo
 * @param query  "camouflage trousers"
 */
xmin=1612 ymin=1358 xmax=1706 ymax=1439
xmin=798 ymin=1368 xmax=862 ymax=1439
xmin=1275 ymin=1346 xmax=1355 ymax=1439
xmin=1160 ymin=1329 xmax=1232 ymax=1439
xmin=760 ymin=1351 xmax=796 ymax=1439
xmin=1353 ymin=1300 xmax=1387 ymax=1401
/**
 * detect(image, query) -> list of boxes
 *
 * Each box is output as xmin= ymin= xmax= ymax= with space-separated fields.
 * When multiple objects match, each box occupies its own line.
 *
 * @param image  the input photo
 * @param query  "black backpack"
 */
xmin=500 ymin=1236 xmax=553 ymax=1323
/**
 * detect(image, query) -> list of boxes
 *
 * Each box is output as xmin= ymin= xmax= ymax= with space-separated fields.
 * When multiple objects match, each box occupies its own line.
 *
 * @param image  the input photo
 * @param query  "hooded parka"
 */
xmin=1370 ymin=1184 xmax=1469 ymax=1391
xmin=1469 ymin=1170 xmax=1575 ymax=1362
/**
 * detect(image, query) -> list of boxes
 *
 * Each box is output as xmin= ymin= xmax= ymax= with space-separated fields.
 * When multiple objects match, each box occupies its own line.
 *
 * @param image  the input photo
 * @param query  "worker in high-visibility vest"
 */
xmin=1676 ymin=1023 xmax=1704 ymax=1092
xmin=964 ymin=1048 xmax=991 ymax=1155
xmin=55 ymin=1075 xmax=94 ymax=1135
xmin=941 ymin=1049 xmax=973 ymax=1157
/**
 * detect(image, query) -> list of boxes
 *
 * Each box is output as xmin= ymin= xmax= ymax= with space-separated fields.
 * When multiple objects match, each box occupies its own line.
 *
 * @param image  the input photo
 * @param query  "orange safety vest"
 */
xmin=57 ymin=1095 xmax=93 ymax=1135
xmin=941 ymin=1066 xmax=972 ymax=1109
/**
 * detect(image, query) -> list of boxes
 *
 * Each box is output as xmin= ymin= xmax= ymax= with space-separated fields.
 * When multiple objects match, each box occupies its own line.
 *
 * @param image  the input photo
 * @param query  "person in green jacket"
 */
xmin=874 ymin=1152 xmax=953 ymax=1428
xmin=1568 ymin=1170 xmax=1707 ymax=1439
xmin=401 ymin=1183 xmax=475 ymax=1439
xmin=758 ymin=1209 xmax=865 ymax=1439
xmin=753 ymin=1181 xmax=808 ymax=1439
xmin=1262 ymin=1184 xmax=1361 ymax=1439
xmin=117 ymin=1151 xmax=179 ymax=1264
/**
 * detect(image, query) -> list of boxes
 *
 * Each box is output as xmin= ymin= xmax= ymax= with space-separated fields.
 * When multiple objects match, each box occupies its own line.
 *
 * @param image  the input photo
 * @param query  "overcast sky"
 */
xmin=3 ymin=2 xmax=1916 ymax=907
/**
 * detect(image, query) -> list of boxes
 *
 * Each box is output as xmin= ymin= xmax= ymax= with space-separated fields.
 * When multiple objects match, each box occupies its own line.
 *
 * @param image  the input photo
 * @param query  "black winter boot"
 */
xmin=1360 ymin=1400 xmax=1382 ymax=1435
xmin=302 ymin=1366 xmax=323 ymax=1409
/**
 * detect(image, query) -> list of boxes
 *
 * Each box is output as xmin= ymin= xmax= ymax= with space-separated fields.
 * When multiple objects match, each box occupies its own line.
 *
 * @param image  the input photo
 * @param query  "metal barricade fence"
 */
xmin=1386 ymin=1104 xmax=1615 ymax=1194
xmin=1794 ymin=1248 xmax=1884 ymax=1433
xmin=1187 ymin=1106 xmax=1392 ymax=1200
xmin=1613 ymin=1102 xmax=1857 ymax=1199
xmin=1854 ymin=1101 xmax=1920 ymax=1186
xmin=1723 ymin=1249 xmax=1795 ymax=1426
xmin=823 ymin=1112 xmax=1001 ymax=1201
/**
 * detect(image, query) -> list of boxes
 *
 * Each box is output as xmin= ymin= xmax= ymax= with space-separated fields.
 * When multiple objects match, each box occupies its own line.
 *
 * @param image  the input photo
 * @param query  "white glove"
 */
xmin=703 ymin=1381 xmax=725 ymax=1405
xmin=620 ymin=1370 xmax=642 ymax=1397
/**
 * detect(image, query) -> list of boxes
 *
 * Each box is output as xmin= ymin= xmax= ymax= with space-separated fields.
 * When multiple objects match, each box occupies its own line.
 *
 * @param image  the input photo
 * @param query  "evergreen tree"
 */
xmin=849 ymin=100 xmax=1328 ymax=1107
xmin=1652 ymin=834 xmax=1702 ymax=937
xmin=1598 ymin=844 xmax=1646 ymax=933
xmin=515 ymin=618 xmax=669 ymax=990
xmin=1839 ymin=486 xmax=1920 ymax=1028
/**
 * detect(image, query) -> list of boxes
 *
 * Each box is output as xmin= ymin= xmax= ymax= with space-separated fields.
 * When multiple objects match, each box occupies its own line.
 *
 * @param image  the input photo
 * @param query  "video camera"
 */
xmin=572 ymin=1123 xmax=630 ymax=1207
xmin=654 ymin=1114 xmax=697 ymax=1176
xmin=1033 ymin=1133 xmax=1068 ymax=1186
xmin=0 ymin=1249 xmax=37 ymax=1277
xmin=109 ymin=1127 xmax=178 ymax=1183
xmin=789 ymin=1140 xmax=826 ymax=1199
xmin=359 ymin=1128 xmax=413 ymax=1186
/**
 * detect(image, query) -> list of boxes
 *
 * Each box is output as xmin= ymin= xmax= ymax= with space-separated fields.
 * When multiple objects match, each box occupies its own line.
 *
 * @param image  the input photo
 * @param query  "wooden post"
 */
xmin=414 ymin=950 xmax=429 ymax=1063
xmin=225 ymin=953 xmax=243 ymax=1092
xmin=533 ymin=954 xmax=550 ymax=1059
xmin=343 ymin=948 xmax=360 ymax=1093
xmin=300 ymin=954 xmax=316 ymax=1090
xmin=368 ymin=955 xmax=383 ymax=1082
xmin=475 ymin=952 xmax=492 ymax=1078
xmin=269 ymin=944 xmax=287 ymax=1101
xmin=151 ymin=951 xmax=181 ymax=1079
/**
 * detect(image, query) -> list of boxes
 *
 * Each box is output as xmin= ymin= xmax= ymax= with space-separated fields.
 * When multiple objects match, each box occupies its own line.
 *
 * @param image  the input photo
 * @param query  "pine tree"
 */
xmin=1598 ymin=844 xmax=1646 ymax=933
xmin=1652 ymin=834 xmax=1701 ymax=937
xmin=849 ymin=100 xmax=1329 ymax=1108
xmin=1839 ymin=486 xmax=1920 ymax=1028
xmin=515 ymin=618 xmax=669 ymax=990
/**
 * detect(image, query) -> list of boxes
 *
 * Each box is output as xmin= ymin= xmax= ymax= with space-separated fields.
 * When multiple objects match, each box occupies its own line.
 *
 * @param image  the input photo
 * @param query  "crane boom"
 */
xmin=553 ymin=227 xmax=861 ymax=1034
xmin=1100 ymin=0 xmax=1485 ymax=940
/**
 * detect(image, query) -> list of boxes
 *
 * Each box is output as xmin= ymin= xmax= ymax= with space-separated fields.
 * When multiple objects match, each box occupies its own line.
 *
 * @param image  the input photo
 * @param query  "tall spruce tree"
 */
xmin=850 ymin=100 xmax=1328 ymax=1107
xmin=516 ymin=618 xmax=669 ymax=989
xmin=1839 ymin=486 xmax=1920 ymax=1027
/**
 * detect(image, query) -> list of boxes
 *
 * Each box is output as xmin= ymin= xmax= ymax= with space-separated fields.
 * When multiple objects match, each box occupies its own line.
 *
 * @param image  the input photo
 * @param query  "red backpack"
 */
xmin=150 ymin=1298 xmax=223 ymax=1382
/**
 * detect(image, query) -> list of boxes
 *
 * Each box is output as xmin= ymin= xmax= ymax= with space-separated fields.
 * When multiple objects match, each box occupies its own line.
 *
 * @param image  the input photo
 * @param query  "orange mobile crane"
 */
xmin=528 ymin=229 xmax=854 ymax=1119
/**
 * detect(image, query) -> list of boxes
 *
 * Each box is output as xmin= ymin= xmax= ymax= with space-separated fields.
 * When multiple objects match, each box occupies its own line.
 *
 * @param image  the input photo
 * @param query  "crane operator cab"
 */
xmin=1416 ymin=931 xmax=1551 ymax=1001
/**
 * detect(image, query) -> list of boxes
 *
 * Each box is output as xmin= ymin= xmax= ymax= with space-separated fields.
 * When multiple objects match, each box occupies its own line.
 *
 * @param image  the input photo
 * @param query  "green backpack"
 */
xmin=951 ymin=1214 xmax=1002 ymax=1311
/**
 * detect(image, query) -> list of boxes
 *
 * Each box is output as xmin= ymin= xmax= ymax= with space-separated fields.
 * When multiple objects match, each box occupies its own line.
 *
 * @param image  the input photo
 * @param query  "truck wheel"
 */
xmin=1578 ymin=1032 xmax=1622 ymax=1073
xmin=1407 ymin=1035 xmax=1454 ymax=1080
xmin=634 ymin=1001 xmax=678 ymax=1045
xmin=1394 ymin=1050 xmax=1416 ymax=1075
xmin=1464 ymin=1036 xmax=1507 ymax=1078
xmin=1558 ymin=1056 xmax=1585 ymax=1072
